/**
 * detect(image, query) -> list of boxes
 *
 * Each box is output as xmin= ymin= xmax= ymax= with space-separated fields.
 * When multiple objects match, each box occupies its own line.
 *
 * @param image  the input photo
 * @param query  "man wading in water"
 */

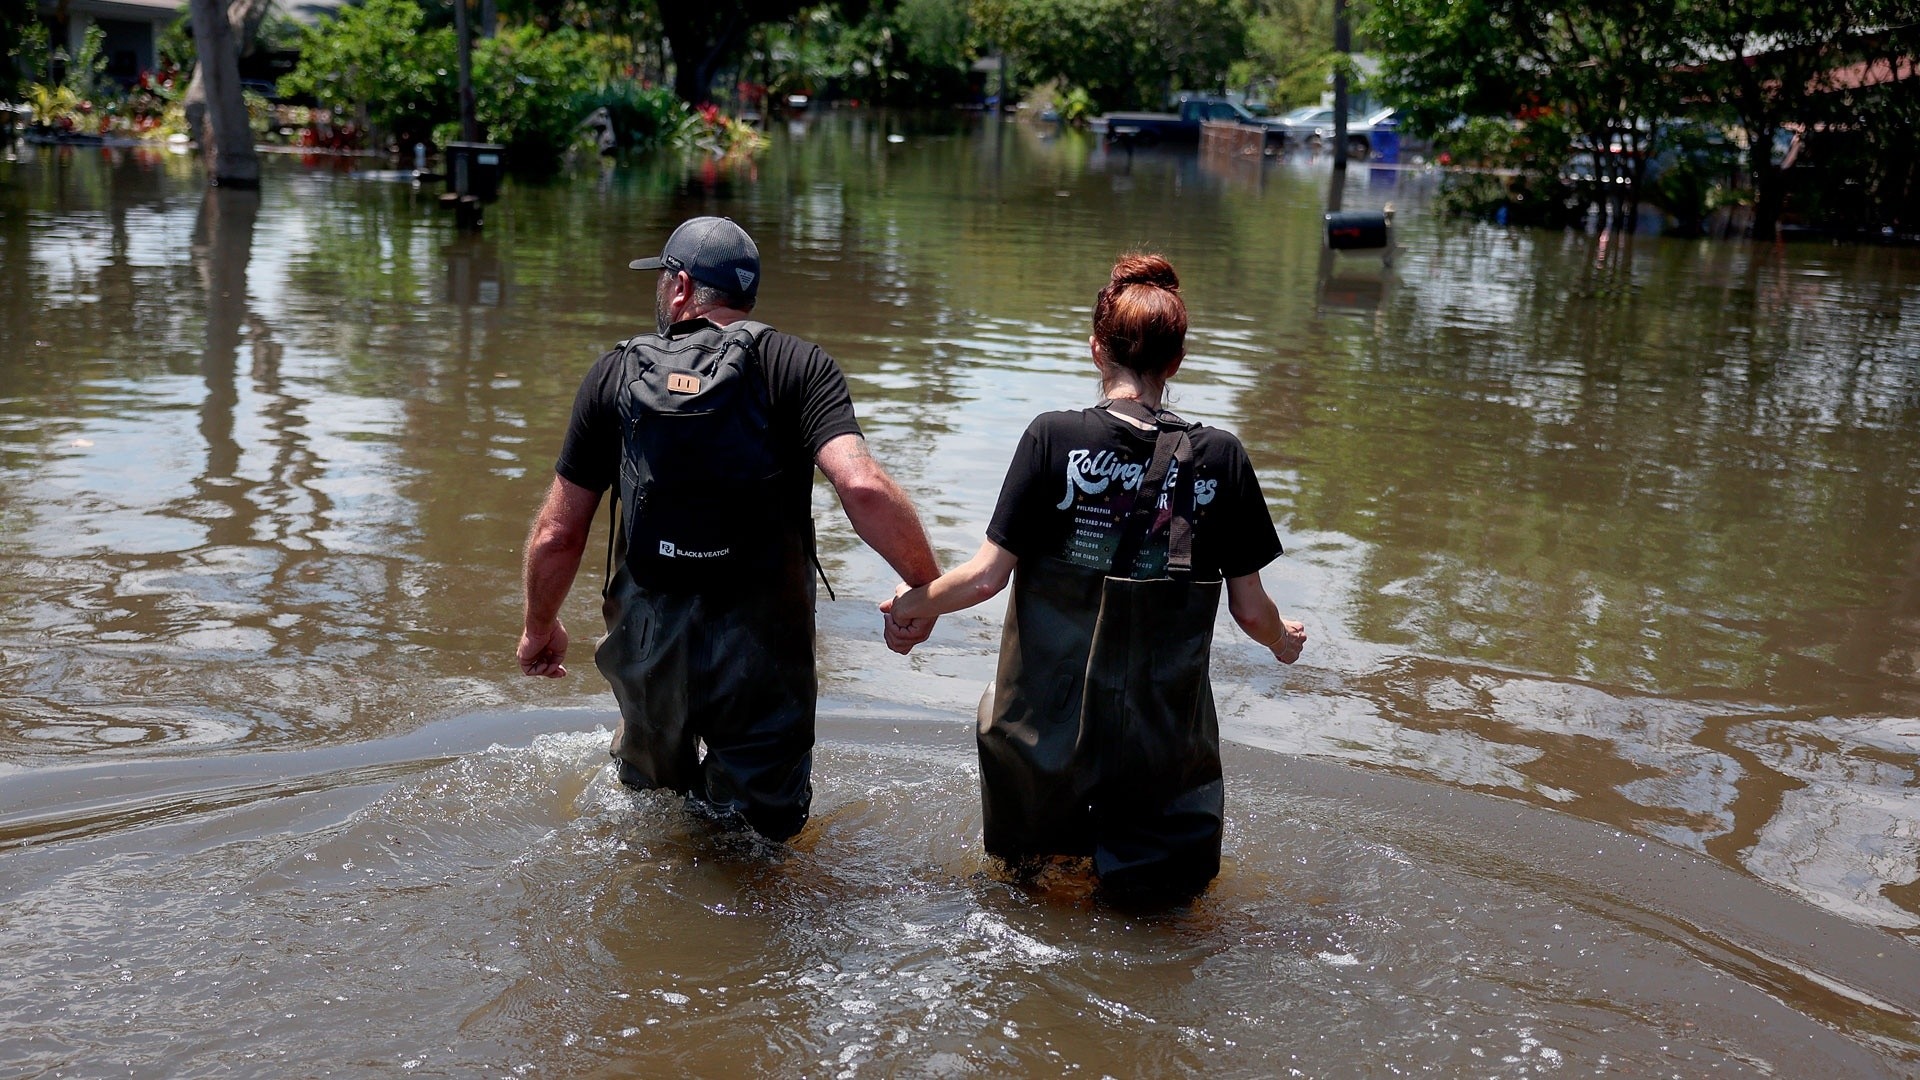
xmin=884 ymin=253 xmax=1306 ymax=898
xmin=518 ymin=216 xmax=940 ymax=840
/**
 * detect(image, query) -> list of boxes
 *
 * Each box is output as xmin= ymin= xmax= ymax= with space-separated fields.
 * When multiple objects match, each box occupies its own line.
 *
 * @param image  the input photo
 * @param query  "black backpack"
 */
xmin=612 ymin=318 xmax=785 ymax=586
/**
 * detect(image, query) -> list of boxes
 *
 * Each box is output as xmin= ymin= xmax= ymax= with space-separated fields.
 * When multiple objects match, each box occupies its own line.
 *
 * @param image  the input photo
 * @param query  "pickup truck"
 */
xmin=1090 ymin=97 xmax=1269 ymax=146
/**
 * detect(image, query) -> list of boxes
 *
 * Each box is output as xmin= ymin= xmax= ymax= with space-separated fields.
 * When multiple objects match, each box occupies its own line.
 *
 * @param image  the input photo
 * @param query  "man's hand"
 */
xmin=1269 ymin=619 xmax=1306 ymax=665
xmin=518 ymin=618 xmax=570 ymax=677
xmin=879 ymin=584 xmax=936 ymax=655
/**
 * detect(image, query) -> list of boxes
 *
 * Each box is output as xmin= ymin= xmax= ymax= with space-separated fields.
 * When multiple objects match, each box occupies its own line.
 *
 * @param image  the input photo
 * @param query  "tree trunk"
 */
xmin=1749 ymin=137 xmax=1785 ymax=241
xmin=189 ymin=0 xmax=259 ymax=186
xmin=662 ymin=11 xmax=747 ymax=104
xmin=184 ymin=0 xmax=274 ymax=147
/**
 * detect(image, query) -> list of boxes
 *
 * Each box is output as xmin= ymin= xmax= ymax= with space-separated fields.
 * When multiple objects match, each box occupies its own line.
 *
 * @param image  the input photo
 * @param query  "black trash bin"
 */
xmin=444 ymin=142 xmax=505 ymax=201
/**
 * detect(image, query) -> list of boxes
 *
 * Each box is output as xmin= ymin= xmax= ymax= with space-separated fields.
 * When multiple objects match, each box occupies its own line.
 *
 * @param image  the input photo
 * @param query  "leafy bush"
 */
xmin=278 ymin=0 xmax=456 ymax=147
xmin=64 ymin=23 xmax=112 ymax=102
xmin=1647 ymin=123 xmax=1738 ymax=236
xmin=469 ymin=27 xmax=601 ymax=165
xmin=686 ymin=102 xmax=767 ymax=156
xmin=1432 ymin=117 xmax=1585 ymax=227
xmin=157 ymin=10 xmax=196 ymax=72
xmin=21 ymin=25 xmax=112 ymax=133
xmin=575 ymin=80 xmax=690 ymax=151
xmin=281 ymin=0 xmax=768 ymax=166
xmin=1056 ymin=85 xmax=1095 ymax=123
xmin=1435 ymin=170 xmax=1586 ymax=228
xmin=26 ymin=83 xmax=83 ymax=129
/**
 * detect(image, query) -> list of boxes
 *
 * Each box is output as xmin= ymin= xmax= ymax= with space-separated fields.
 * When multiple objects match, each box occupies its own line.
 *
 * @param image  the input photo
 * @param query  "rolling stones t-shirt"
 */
xmin=985 ymin=406 xmax=1283 ymax=580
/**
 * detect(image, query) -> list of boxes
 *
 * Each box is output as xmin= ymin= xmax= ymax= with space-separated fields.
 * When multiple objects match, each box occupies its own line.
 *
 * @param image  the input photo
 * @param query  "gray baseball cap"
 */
xmin=629 ymin=216 xmax=761 ymax=300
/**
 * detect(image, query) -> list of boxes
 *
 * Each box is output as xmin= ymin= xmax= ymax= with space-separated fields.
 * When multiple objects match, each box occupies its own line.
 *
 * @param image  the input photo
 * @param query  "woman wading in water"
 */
xmin=883 ymin=253 xmax=1307 ymax=898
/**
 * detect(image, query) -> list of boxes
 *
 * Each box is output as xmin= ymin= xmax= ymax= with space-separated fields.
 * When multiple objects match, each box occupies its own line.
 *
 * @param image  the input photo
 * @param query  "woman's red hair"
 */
xmin=1092 ymin=252 xmax=1187 ymax=375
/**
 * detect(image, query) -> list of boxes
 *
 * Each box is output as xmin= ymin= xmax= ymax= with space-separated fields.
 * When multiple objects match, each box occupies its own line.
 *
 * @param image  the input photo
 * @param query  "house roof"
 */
xmin=42 ymin=0 xmax=180 ymax=22
xmin=1817 ymin=54 xmax=1916 ymax=93
xmin=41 ymin=0 xmax=354 ymax=25
xmin=280 ymin=0 xmax=352 ymax=24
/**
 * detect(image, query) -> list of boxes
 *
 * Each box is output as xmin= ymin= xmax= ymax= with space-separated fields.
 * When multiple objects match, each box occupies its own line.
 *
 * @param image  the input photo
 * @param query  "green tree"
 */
xmin=1364 ymin=0 xmax=1685 ymax=224
xmin=896 ymin=0 xmax=970 ymax=75
xmin=970 ymin=0 xmax=1247 ymax=111
xmin=659 ymin=0 xmax=820 ymax=104
xmin=1669 ymin=0 xmax=1916 ymax=239
xmin=1232 ymin=0 xmax=1332 ymax=109
xmin=1 ymin=0 xmax=34 ymax=102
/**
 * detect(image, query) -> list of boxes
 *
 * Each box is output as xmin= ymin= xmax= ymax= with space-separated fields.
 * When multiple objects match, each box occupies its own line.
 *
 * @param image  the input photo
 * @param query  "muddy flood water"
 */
xmin=4 ymin=115 xmax=1920 ymax=1077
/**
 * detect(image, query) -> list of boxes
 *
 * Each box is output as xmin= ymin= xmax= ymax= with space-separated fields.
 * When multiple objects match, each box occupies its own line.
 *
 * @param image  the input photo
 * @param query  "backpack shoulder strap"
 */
xmin=715 ymin=320 xmax=836 ymax=598
xmin=718 ymin=319 xmax=777 ymax=368
xmin=724 ymin=318 xmax=776 ymax=341
xmin=611 ymin=331 xmax=662 ymax=388
xmin=600 ymin=336 xmax=653 ymax=592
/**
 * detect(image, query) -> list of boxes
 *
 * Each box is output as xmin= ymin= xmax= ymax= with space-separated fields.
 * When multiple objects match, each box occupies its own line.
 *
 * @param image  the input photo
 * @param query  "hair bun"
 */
xmin=1109 ymin=252 xmax=1179 ymax=292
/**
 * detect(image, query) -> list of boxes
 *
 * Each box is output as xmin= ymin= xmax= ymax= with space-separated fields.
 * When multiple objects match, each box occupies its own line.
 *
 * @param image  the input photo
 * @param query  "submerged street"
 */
xmin=3 ymin=115 xmax=1920 ymax=1074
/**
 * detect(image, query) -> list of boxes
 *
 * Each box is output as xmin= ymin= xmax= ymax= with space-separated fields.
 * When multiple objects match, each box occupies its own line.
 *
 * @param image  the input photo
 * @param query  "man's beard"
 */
xmin=654 ymin=278 xmax=672 ymax=335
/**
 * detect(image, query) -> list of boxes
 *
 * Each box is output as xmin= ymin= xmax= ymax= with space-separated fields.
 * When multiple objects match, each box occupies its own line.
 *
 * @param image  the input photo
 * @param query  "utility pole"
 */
xmin=454 ymin=0 xmax=477 ymax=143
xmin=1332 ymin=0 xmax=1350 ymax=171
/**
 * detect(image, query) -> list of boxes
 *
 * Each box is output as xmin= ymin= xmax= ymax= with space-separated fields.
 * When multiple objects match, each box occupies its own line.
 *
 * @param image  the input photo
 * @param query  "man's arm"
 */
xmin=815 ymin=433 xmax=939 ymax=586
xmin=518 ymin=474 xmax=603 ymax=678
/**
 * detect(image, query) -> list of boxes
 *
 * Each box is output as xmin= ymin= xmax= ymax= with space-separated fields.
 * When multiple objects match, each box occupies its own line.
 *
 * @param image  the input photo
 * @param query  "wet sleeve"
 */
xmin=985 ymin=420 xmax=1049 ymax=558
xmin=553 ymin=349 xmax=624 ymax=493
xmin=1210 ymin=435 xmax=1284 ymax=579
xmin=766 ymin=333 xmax=863 ymax=456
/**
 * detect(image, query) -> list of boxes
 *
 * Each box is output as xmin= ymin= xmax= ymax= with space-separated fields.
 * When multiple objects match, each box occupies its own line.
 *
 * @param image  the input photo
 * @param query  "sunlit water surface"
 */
xmin=3 ymin=115 xmax=1920 ymax=1075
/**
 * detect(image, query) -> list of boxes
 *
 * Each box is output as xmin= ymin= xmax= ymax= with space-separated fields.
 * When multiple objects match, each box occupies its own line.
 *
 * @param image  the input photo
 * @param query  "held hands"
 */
xmin=1268 ymin=619 xmax=1307 ymax=665
xmin=879 ymin=582 xmax=937 ymax=655
xmin=518 ymin=618 xmax=570 ymax=678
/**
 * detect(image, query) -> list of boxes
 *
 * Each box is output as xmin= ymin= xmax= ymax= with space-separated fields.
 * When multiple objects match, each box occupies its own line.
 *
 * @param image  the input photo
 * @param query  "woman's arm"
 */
xmin=884 ymin=540 xmax=1020 ymax=623
xmin=1226 ymin=573 xmax=1307 ymax=664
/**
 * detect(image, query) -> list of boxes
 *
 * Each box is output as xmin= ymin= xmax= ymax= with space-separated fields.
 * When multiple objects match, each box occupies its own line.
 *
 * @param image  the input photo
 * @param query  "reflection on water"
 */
xmin=3 ymin=119 xmax=1920 ymax=1072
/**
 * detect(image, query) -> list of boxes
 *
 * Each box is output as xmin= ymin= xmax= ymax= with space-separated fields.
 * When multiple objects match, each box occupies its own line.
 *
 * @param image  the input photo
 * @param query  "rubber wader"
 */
xmin=591 ymin=319 xmax=819 ymax=841
xmin=595 ymin=545 xmax=816 ymax=841
xmin=976 ymin=401 xmax=1226 ymax=896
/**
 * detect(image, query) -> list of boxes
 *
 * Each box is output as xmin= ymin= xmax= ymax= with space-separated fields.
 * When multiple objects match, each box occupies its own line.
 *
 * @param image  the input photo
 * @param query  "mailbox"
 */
xmin=445 ymin=142 xmax=505 ymax=201
xmin=1325 ymin=210 xmax=1390 ymax=250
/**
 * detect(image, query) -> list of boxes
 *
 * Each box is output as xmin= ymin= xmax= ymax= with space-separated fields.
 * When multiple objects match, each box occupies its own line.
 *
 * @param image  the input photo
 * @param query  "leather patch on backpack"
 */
xmin=666 ymin=372 xmax=701 ymax=394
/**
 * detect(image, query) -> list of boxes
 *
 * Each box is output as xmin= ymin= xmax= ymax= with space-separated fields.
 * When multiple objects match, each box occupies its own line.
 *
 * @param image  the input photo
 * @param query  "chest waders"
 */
xmin=590 ymin=319 xmax=819 ymax=842
xmin=978 ymin=401 xmax=1225 ymax=897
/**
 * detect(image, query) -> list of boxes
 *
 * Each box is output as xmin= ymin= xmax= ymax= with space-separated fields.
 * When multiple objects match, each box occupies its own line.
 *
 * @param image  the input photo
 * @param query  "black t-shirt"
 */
xmin=987 ymin=407 xmax=1283 ymax=580
xmin=555 ymin=325 xmax=863 ymax=495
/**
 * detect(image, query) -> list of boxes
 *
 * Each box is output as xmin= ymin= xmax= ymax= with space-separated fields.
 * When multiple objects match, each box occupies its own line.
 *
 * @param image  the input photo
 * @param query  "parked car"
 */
xmin=1272 ymin=105 xmax=1403 ymax=158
